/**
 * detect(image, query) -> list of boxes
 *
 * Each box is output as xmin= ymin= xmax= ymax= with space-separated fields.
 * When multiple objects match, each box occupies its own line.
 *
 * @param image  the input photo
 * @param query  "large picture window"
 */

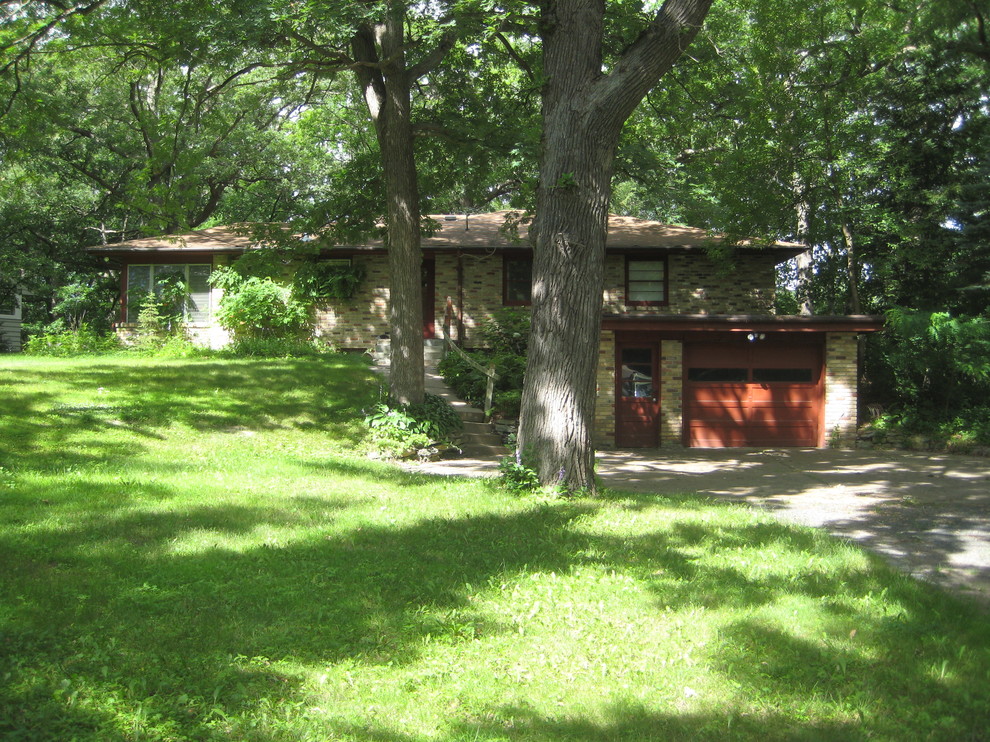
xmin=625 ymin=257 xmax=667 ymax=306
xmin=503 ymin=255 xmax=532 ymax=305
xmin=126 ymin=264 xmax=212 ymax=323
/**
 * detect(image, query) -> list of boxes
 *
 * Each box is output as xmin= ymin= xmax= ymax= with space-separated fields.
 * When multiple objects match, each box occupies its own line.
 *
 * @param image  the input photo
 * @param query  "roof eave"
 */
xmin=601 ymin=314 xmax=885 ymax=333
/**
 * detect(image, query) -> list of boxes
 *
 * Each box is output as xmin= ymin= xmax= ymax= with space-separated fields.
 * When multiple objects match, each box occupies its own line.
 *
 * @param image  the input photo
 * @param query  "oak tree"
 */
xmin=517 ymin=0 xmax=713 ymax=492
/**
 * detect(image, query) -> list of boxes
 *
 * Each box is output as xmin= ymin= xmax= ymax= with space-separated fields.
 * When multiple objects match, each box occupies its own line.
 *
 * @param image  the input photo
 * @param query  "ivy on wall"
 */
xmin=293 ymin=260 xmax=366 ymax=303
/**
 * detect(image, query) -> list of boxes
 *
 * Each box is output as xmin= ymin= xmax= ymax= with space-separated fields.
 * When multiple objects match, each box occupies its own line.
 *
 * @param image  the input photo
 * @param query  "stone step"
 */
xmin=460 ymin=428 xmax=503 ymax=445
xmin=454 ymin=406 xmax=485 ymax=423
xmin=462 ymin=420 xmax=493 ymax=436
xmin=371 ymin=347 xmax=445 ymax=367
xmin=458 ymin=442 xmax=511 ymax=458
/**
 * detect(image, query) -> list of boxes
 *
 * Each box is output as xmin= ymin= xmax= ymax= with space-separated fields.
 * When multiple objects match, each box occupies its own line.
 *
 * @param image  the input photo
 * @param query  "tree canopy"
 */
xmin=2 ymin=0 xmax=988 ymax=454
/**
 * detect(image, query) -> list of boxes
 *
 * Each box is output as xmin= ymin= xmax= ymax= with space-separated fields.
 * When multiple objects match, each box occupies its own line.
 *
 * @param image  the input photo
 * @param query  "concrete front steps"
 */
xmin=425 ymin=368 xmax=509 ymax=458
xmin=371 ymin=337 xmax=446 ymax=367
xmin=371 ymin=345 xmax=508 ymax=459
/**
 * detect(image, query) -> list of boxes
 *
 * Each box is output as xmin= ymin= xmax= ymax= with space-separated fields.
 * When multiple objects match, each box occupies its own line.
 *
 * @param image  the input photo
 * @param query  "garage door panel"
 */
xmin=738 ymin=428 xmax=819 ymax=447
xmin=686 ymin=405 xmax=747 ymax=424
xmin=747 ymin=399 xmax=817 ymax=421
xmin=684 ymin=340 xmax=823 ymax=448
xmin=688 ymin=386 xmax=748 ymax=403
xmin=689 ymin=427 xmax=751 ymax=447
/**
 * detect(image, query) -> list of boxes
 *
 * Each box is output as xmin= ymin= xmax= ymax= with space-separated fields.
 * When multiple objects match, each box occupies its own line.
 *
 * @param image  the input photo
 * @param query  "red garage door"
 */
xmin=684 ymin=339 xmax=823 ymax=447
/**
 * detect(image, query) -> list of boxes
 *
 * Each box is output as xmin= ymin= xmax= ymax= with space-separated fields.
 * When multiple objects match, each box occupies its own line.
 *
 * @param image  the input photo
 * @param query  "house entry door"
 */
xmin=615 ymin=344 xmax=660 ymax=447
xmin=421 ymin=258 xmax=436 ymax=339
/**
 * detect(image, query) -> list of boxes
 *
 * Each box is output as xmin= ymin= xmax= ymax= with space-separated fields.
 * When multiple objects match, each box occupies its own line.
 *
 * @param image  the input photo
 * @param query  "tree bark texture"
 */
xmin=518 ymin=0 xmax=713 ymax=492
xmin=791 ymin=172 xmax=815 ymax=315
xmin=841 ymin=220 xmax=861 ymax=314
xmin=352 ymin=6 xmax=425 ymax=405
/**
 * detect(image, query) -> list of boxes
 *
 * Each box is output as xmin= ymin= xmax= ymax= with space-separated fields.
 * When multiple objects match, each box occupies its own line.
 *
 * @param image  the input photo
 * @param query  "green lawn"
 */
xmin=1 ymin=354 xmax=988 ymax=741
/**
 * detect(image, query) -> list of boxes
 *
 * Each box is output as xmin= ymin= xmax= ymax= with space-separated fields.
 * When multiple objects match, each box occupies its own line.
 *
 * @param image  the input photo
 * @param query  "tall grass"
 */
xmin=1 ymin=355 xmax=988 ymax=741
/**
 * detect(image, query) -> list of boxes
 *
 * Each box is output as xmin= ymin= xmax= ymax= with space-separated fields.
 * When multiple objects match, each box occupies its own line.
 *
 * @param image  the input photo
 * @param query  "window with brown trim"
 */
xmin=125 ymin=264 xmax=212 ymax=323
xmin=625 ymin=257 xmax=667 ymax=306
xmin=503 ymin=256 xmax=532 ymax=305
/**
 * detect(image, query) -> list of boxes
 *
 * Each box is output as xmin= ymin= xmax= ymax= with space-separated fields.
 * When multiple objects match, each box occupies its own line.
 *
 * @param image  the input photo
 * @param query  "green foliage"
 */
xmin=211 ymin=266 xmax=311 ymax=340
xmin=22 ymin=323 xmax=122 ymax=356
xmin=364 ymin=392 xmax=462 ymax=457
xmin=869 ymin=407 xmax=990 ymax=451
xmin=221 ymin=337 xmax=338 ymax=358
xmin=878 ymin=309 xmax=990 ymax=411
xmin=497 ymin=454 xmax=542 ymax=494
xmin=481 ymin=307 xmax=531 ymax=355
xmin=364 ymin=402 xmax=432 ymax=457
xmin=406 ymin=393 xmax=463 ymax=442
xmin=439 ymin=308 xmax=530 ymax=418
xmin=131 ymin=283 xmax=189 ymax=352
xmin=774 ymin=288 xmax=801 ymax=315
xmin=293 ymin=260 xmax=367 ymax=303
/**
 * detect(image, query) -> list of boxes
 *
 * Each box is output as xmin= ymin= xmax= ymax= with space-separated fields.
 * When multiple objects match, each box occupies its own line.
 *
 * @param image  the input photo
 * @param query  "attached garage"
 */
xmin=683 ymin=338 xmax=823 ymax=447
xmin=600 ymin=316 xmax=885 ymax=450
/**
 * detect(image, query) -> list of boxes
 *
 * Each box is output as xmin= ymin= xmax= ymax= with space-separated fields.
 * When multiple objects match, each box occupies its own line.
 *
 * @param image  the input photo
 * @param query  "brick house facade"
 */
xmin=88 ymin=212 xmax=882 ymax=449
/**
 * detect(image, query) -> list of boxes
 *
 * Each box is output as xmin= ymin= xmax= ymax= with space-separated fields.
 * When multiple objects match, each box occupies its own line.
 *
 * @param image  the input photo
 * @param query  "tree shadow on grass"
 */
xmin=3 ymin=478 xmax=990 ymax=740
xmin=436 ymin=703 xmax=864 ymax=742
xmin=301 ymin=453 xmax=477 ymax=489
xmin=1 ymin=356 xmax=377 ymax=452
xmin=0 ymin=495 xmax=596 ymax=738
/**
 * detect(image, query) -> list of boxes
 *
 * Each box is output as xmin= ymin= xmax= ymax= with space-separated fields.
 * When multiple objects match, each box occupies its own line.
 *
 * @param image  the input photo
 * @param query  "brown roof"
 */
xmin=601 ymin=314 xmax=885 ymax=333
xmin=87 ymin=211 xmax=808 ymax=258
xmin=86 ymin=224 xmax=271 ymax=254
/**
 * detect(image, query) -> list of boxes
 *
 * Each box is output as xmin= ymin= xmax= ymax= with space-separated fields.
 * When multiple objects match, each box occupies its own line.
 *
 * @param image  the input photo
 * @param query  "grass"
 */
xmin=1 ymin=354 xmax=989 ymax=741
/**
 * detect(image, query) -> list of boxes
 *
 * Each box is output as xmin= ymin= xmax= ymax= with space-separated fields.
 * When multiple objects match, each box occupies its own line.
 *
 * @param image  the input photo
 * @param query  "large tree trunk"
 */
xmin=520 ymin=136 xmax=615 ymax=490
xmin=518 ymin=0 xmax=713 ymax=492
xmin=353 ymin=8 xmax=425 ymax=405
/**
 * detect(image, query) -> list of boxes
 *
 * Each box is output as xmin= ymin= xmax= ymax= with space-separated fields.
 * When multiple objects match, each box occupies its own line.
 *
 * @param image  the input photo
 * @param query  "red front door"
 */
xmin=421 ymin=258 xmax=435 ymax=339
xmin=615 ymin=344 xmax=660 ymax=447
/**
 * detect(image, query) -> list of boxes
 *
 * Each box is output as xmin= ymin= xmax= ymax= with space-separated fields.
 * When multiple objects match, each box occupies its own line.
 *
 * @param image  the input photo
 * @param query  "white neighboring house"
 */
xmin=0 ymin=293 xmax=21 ymax=352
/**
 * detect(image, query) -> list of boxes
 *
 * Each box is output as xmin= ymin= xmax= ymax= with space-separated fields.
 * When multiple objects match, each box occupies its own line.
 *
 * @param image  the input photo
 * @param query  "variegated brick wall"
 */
xmin=594 ymin=331 xmax=616 ymax=448
xmin=314 ymin=250 xmax=781 ymax=349
xmin=824 ymin=333 xmax=860 ymax=447
xmin=659 ymin=339 xmax=684 ymax=447
xmin=603 ymin=253 xmax=778 ymax=315
xmin=312 ymin=255 xmax=391 ymax=348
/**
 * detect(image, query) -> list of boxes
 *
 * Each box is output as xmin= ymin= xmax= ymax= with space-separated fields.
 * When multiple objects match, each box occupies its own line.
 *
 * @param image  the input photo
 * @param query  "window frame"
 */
xmin=0 ymin=295 xmax=19 ymax=318
xmin=624 ymin=255 xmax=669 ymax=307
xmin=502 ymin=253 xmax=533 ymax=306
xmin=124 ymin=262 xmax=213 ymax=324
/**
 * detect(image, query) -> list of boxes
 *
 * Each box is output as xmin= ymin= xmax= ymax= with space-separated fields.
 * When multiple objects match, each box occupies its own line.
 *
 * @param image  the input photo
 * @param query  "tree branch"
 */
xmin=590 ymin=0 xmax=714 ymax=132
xmin=494 ymin=30 xmax=535 ymax=81
xmin=0 ymin=0 xmax=108 ymax=74
xmin=406 ymin=28 xmax=456 ymax=80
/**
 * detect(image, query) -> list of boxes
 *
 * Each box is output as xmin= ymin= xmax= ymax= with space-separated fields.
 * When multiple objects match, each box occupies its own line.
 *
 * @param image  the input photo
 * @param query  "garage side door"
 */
xmin=684 ymin=340 xmax=823 ymax=447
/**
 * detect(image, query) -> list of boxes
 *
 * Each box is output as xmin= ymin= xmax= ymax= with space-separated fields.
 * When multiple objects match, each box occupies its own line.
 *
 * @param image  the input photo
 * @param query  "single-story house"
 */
xmin=87 ymin=212 xmax=883 ymax=449
xmin=0 ymin=293 xmax=22 ymax=352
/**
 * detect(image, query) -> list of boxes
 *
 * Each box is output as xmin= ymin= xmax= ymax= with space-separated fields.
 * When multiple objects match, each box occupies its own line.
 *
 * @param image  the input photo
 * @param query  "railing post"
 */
xmin=484 ymin=363 xmax=495 ymax=418
xmin=444 ymin=296 xmax=454 ymax=353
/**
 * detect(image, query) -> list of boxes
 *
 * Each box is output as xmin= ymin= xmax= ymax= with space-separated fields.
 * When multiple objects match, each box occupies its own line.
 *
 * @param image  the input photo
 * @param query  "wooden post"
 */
xmin=444 ymin=296 xmax=454 ymax=353
xmin=484 ymin=363 xmax=496 ymax=417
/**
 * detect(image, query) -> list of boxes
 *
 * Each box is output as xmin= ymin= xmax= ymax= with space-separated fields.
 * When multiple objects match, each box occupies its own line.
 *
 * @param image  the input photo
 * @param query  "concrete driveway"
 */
xmin=414 ymin=447 xmax=990 ymax=605
xmin=595 ymin=448 xmax=990 ymax=605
